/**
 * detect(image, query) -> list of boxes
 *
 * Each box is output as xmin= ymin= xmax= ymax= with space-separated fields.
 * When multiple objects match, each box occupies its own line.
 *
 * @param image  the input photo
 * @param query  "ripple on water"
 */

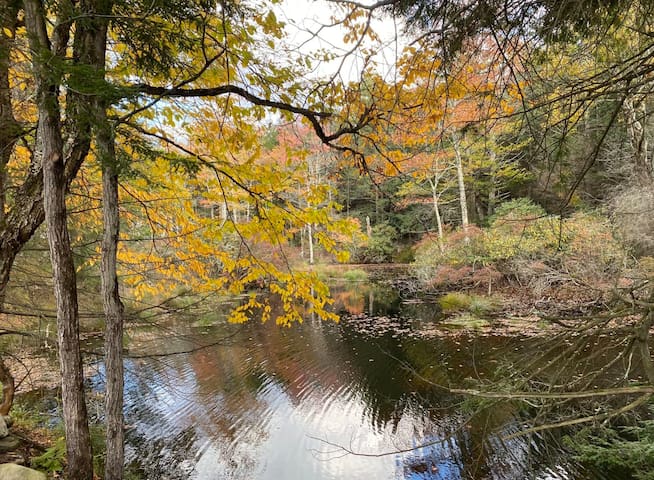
xmin=119 ymin=310 xmax=596 ymax=480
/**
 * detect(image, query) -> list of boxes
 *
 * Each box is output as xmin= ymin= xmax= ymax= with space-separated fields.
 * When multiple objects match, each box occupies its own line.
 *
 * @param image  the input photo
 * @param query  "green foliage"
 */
xmin=352 ymin=223 xmax=398 ymax=263
xmin=438 ymin=292 xmax=501 ymax=315
xmin=484 ymin=199 xmax=559 ymax=262
xmin=438 ymin=292 xmax=472 ymax=312
xmin=343 ymin=268 xmax=369 ymax=282
xmin=487 ymin=198 xmax=546 ymax=224
xmin=8 ymin=401 xmax=48 ymax=431
xmin=32 ymin=437 xmax=66 ymax=473
xmin=414 ymin=198 xmax=627 ymax=291
xmin=394 ymin=244 xmax=416 ymax=263
xmin=468 ymin=295 xmax=502 ymax=316
xmin=567 ymin=421 xmax=654 ymax=480
xmin=31 ymin=424 xmax=106 ymax=476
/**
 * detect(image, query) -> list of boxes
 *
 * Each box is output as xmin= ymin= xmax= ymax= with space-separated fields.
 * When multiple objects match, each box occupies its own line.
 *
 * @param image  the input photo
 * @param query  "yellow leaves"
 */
xmin=63 ymin=117 xmax=355 ymax=326
xmin=258 ymin=10 xmax=283 ymax=36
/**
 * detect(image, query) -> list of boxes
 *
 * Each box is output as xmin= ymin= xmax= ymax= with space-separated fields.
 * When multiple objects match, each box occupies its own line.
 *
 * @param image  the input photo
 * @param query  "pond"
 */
xmin=107 ymin=275 xmax=618 ymax=479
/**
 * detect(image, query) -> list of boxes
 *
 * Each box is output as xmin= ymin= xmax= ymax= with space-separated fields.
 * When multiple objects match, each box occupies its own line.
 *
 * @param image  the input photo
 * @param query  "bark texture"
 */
xmin=0 ymin=356 xmax=14 ymax=415
xmin=98 ymin=111 xmax=125 ymax=480
xmin=452 ymin=134 xmax=469 ymax=234
xmin=24 ymin=0 xmax=94 ymax=478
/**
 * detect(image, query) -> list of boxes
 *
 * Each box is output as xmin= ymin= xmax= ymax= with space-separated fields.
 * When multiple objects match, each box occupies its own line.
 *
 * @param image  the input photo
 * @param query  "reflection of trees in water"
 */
xmin=118 ymin=284 xmax=595 ymax=479
xmin=335 ymin=315 xmax=587 ymax=479
xmin=331 ymin=281 xmax=402 ymax=316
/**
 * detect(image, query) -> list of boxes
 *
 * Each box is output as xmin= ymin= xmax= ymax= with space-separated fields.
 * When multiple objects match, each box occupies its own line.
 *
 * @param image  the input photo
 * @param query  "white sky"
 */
xmin=278 ymin=0 xmax=407 ymax=82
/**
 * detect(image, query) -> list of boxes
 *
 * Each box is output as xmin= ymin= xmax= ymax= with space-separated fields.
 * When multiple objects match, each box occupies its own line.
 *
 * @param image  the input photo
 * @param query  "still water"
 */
xmin=111 ymin=278 xmax=607 ymax=480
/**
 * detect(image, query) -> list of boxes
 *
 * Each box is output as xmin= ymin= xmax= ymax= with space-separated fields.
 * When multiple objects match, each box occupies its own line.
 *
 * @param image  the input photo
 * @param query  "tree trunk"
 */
xmin=487 ymin=180 xmax=497 ymax=217
xmin=0 ymin=1 xmax=19 ymax=230
xmin=431 ymin=191 xmax=444 ymax=254
xmin=43 ymin=107 xmax=93 ymax=480
xmin=487 ymin=149 xmax=497 ymax=217
xmin=428 ymin=178 xmax=444 ymax=254
xmin=624 ymin=94 xmax=652 ymax=183
xmin=307 ymin=223 xmax=314 ymax=265
xmin=98 ymin=114 xmax=125 ymax=480
xmin=44 ymin=111 xmax=93 ymax=480
xmin=24 ymin=1 xmax=93 ymax=478
xmin=0 ymin=356 xmax=14 ymax=415
xmin=636 ymin=309 xmax=654 ymax=386
xmin=452 ymin=134 xmax=469 ymax=237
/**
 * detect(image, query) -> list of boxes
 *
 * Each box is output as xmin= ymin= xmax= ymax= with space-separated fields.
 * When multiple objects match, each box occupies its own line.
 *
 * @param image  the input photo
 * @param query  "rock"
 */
xmin=0 ymin=464 xmax=46 ymax=480
xmin=0 ymin=435 xmax=20 ymax=453
xmin=0 ymin=416 xmax=8 ymax=438
xmin=3 ymin=416 xmax=13 ymax=428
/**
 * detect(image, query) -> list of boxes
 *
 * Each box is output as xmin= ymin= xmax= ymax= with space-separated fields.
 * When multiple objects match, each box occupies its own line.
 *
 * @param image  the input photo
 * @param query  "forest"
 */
xmin=1 ymin=0 xmax=654 ymax=479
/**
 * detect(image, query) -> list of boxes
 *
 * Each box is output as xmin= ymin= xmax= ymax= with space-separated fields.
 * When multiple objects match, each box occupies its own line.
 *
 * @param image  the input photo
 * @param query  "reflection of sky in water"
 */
xmin=137 ymin=365 xmax=460 ymax=480
xmin=111 ymin=290 xmax=584 ymax=480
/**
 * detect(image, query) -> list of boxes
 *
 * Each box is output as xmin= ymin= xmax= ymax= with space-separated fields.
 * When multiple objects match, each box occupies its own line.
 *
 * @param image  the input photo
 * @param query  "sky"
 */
xmin=277 ymin=0 xmax=407 ymax=82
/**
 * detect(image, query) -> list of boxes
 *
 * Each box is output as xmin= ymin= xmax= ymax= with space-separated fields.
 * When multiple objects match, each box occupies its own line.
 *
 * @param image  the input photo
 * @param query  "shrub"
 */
xmin=488 ymin=197 xmax=547 ymax=225
xmin=438 ymin=292 xmax=472 ymax=312
xmin=468 ymin=295 xmax=502 ymax=316
xmin=32 ymin=437 xmax=66 ymax=473
xmin=438 ymin=292 xmax=502 ymax=315
xmin=343 ymin=268 xmax=368 ymax=282
xmin=567 ymin=422 xmax=654 ymax=480
xmin=351 ymin=223 xmax=398 ymax=263
xmin=413 ymin=198 xmax=628 ymax=297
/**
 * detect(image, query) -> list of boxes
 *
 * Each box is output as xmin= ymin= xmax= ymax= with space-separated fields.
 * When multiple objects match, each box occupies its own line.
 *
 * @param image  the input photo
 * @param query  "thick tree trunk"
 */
xmin=98 ymin=113 xmax=125 ymax=480
xmin=101 ymin=168 xmax=125 ymax=480
xmin=43 ymin=112 xmax=93 ymax=480
xmin=0 ymin=1 xmax=19 ymax=230
xmin=24 ymin=1 xmax=93 ymax=478
xmin=73 ymin=1 xmax=124 ymax=475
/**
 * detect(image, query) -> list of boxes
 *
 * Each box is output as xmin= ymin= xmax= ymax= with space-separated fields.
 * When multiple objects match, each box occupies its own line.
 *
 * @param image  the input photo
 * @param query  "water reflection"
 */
xmin=114 ymin=280 xmax=592 ymax=480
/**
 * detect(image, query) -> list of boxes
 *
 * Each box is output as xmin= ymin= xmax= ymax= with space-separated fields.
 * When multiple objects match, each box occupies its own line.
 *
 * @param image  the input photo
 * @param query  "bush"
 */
xmin=567 ymin=422 xmax=654 ymax=480
xmin=488 ymin=197 xmax=546 ymax=225
xmin=351 ymin=223 xmax=398 ymax=263
xmin=438 ymin=292 xmax=472 ymax=312
xmin=438 ymin=292 xmax=502 ymax=315
xmin=468 ymin=295 xmax=502 ymax=316
xmin=343 ymin=268 xmax=368 ymax=282
xmin=32 ymin=437 xmax=66 ymax=473
xmin=413 ymin=199 xmax=628 ymax=296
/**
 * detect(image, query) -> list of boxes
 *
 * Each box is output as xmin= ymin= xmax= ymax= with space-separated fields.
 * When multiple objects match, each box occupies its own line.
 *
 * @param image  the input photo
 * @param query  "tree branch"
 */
xmin=131 ymin=83 xmax=376 ymax=154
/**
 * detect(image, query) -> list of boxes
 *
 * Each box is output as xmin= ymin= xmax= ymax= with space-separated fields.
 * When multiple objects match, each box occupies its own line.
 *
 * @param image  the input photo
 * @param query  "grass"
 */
xmin=438 ymin=292 xmax=472 ymax=312
xmin=342 ymin=269 xmax=369 ymax=283
xmin=439 ymin=292 xmax=501 ymax=316
xmin=468 ymin=295 xmax=502 ymax=316
xmin=306 ymin=264 xmax=369 ymax=282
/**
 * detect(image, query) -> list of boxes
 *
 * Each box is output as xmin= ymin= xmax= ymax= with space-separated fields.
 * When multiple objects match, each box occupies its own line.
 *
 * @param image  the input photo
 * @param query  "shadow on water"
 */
xmin=95 ymin=275 xmax=622 ymax=480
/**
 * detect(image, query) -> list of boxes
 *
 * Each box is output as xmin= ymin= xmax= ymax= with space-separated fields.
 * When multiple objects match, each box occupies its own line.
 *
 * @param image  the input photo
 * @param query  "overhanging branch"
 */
xmin=131 ymin=82 xmax=376 ymax=159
